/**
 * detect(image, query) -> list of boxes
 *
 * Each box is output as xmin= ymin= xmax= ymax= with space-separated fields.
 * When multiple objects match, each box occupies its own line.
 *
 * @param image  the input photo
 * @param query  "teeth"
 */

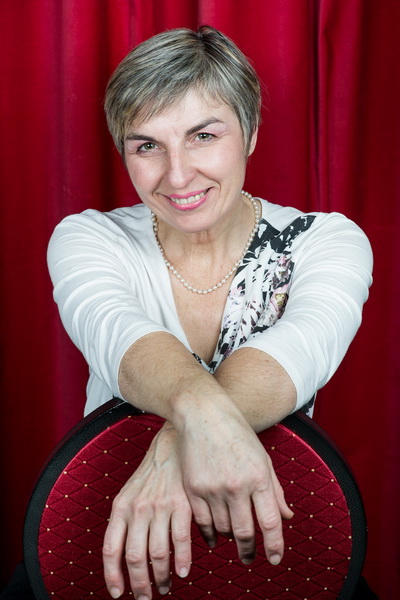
xmin=170 ymin=191 xmax=206 ymax=205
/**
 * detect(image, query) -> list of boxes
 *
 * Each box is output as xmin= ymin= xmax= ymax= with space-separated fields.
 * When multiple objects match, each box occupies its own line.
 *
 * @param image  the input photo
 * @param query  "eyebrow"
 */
xmin=186 ymin=118 xmax=224 ymax=136
xmin=125 ymin=118 xmax=225 ymax=142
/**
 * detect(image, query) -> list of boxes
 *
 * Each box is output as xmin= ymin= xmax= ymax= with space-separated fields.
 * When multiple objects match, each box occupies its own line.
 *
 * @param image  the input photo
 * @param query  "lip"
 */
xmin=169 ymin=189 xmax=206 ymax=200
xmin=166 ymin=188 xmax=210 ymax=211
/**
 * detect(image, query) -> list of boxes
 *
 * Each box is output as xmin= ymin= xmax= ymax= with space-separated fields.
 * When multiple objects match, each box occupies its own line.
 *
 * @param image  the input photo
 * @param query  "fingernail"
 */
xmin=109 ymin=588 xmax=121 ymax=599
xmin=158 ymin=586 xmax=170 ymax=595
xmin=269 ymin=553 xmax=281 ymax=565
xmin=138 ymin=596 xmax=149 ymax=600
xmin=179 ymin=567 xmax=188 ymax=578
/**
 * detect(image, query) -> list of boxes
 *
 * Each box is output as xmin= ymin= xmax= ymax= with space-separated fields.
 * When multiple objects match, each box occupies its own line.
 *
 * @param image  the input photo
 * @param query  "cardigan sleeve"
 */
xmin=241 ymin=212 xmax=373 ymax=410
xmin=47 ymin=210 xmax=174 ymax=400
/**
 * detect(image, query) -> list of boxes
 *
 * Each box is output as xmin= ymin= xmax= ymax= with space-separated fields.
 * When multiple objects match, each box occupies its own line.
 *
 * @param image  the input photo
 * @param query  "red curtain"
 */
xmin=1 ymin=1 xmax=399 ymax=597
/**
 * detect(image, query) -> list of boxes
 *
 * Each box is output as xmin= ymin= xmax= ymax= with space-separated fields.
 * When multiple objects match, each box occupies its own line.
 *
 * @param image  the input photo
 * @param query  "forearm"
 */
xmin=115 ymin=335 xmax=293 ymax=594
xmin=214 ymin=347 xmax=296 ymax=432
xmin=119 ymin=333 xmax=295 ymax=434
xmin=118 ymin=331 xmax=228 ymax=424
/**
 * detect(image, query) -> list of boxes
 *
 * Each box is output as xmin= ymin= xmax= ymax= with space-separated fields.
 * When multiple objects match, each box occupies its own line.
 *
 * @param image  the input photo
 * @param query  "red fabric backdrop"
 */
xmin=1 ymin=1 xmax=399 ymax=598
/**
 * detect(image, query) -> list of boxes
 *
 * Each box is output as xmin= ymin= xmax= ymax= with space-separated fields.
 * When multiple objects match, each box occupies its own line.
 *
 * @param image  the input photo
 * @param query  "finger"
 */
xmin=190 ymin=496 xmax=218 ymax=548
xmin=228 ymin=497 xmax=256 ymax=564
xmin=252 ymin=490 xmax=284 ymax=566
xmin=270 ymin=464 xmax=294 ymax=520
xmin=208 ymin=497 xmax=233 ymax=538
xmin=171 ymin=502 xmax=192 ymax=579
xmin=125 ymin=519 xmax=152 ymax=600
xmin=148 ymin=513 xmax=172 ymax=595
xmin=103 ymin=511 xmax=127 ymax=599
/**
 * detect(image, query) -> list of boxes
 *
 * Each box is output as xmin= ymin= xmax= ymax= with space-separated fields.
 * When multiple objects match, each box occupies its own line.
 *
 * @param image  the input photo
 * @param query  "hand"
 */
xmin=103 ymin=423 xmax=192 ymax=600
xmin=177 ymin=397 xmax=293 ymax=566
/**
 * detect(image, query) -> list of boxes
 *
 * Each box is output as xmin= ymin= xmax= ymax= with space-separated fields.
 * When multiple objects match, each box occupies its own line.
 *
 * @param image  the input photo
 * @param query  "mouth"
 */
xmin=168 ymin=190 xmax=207 ymax=206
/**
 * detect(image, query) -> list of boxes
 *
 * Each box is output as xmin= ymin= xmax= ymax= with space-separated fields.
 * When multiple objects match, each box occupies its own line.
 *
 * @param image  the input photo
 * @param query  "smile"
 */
xmin=169 ymin=190 xmax=207 ymax=206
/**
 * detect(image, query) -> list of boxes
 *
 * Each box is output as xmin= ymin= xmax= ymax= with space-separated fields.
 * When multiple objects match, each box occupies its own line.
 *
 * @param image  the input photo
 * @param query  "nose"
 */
xmin=165 ymin=147 xmax=196 ymax=189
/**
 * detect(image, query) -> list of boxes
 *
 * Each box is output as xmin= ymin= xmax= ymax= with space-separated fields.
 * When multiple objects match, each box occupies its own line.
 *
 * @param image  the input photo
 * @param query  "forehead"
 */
xmin=128 ymin=89 xmax=239 ymax=132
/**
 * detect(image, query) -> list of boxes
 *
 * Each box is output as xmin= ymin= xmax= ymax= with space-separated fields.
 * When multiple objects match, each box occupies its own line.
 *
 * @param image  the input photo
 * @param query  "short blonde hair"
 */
xmin=104 ymin=26 xmax=262 ymax=156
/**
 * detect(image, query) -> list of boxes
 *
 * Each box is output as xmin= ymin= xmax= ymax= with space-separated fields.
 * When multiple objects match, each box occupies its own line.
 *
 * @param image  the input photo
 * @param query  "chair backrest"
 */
xmin=24 ymin=398 xmax=367 ymax=600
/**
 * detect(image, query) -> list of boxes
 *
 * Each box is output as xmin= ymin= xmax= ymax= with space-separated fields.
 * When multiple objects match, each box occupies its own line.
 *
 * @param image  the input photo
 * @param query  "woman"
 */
xmin=2 ymin=26 xmax=374 ymax=600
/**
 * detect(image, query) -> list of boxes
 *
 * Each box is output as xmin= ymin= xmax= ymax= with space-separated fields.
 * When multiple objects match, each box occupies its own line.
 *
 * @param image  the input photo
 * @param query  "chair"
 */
xmin=24 ymin=398 xmax=367 ymax=599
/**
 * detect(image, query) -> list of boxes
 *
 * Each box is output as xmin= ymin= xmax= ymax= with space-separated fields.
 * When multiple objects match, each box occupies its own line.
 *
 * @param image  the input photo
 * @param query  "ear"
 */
xmin=247 ymin=128 xmax=258 ymax=156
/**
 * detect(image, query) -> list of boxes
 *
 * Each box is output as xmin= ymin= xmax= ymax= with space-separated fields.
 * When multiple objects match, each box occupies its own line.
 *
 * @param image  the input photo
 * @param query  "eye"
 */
xmin=195 ymin=132 xmax=215 ymax=142
xmin=137 ymin=142 xmax=158 ymax=153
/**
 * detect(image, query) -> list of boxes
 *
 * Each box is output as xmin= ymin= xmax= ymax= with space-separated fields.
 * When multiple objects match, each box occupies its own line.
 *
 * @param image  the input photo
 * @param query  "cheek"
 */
xmin=208 ymin=147 xmax=247 ymax=178
xmin=126 ymin=161 xmax=158 ymax=192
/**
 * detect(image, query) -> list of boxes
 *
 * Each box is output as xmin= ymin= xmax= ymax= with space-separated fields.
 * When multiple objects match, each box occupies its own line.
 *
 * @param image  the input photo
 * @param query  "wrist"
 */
xmin=171 ymin=384 xmax=243 ymax=435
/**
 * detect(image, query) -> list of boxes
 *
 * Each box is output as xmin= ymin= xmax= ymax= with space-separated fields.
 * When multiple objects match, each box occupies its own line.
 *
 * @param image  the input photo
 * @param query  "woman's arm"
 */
xmin=214 ymin=347 xmax=296 ymax=431
xmin=119 ymin=335 xmax=296 ymax=432
xmin=241 ymin=211 xmax=373 ymax=409
xmin=103 ymin=421 xmax=192 ymax=600
xmin=107 ymin=333 xmax=294 ymax=599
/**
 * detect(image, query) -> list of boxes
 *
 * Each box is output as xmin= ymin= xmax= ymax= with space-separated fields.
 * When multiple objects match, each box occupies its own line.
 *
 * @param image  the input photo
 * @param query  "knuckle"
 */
xmin=149 ymin=546 xmax=169 ymax=562
xmin=177 ymin=498 xmax=192 ymax=514
xmin=254 ymin=473 xmax=270 ymax=490
xmin=104 ymin=573 xmax=120 ymax=588
xmin=260 ymin=514 xmax=282 ymax=532
xmin=102 ymin=541 xmax=117 ymax=560
xmin=225 ymin=479 xmax=243 ymax=496
xmin=173 ymin=528 xmax=191 ymax=544
xmin=268 ymin=540 xmax=282 ymax=554
xmin=214 ymin=518 xmax=232 ymax=536
xmin=112 ymin=488 xmax=153 ymax=519
xmin=130 ymin=578 xmax=148 ymax=593
xmin=134 ymin=500 xmax=152 ymax=518
xmin=125 ymin=549 xmax=145 ymax=568
xmin=153 ymin=498 xmax=168 ymax=513
xmin=218 ymin=525 xmax=232 ymax=536
xmin=194 ymin=514 xmax=212 ymax=528
xmin=187 ymin=474 xmax=213 ymax=494
xmin=234 ymin=527 xmax=254 ymax=542
xmin=111 ymin=494 xmax=140 ymax=521
xmin=187 ymin=480 xmax=205 ymax=497
xmin=111 ymin=494 xmax=128 ymax=516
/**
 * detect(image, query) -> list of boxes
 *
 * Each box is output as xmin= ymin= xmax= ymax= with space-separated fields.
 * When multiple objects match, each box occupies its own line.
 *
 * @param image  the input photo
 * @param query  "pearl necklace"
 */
xmin=151 ymin=190 xmax=260 ymax=295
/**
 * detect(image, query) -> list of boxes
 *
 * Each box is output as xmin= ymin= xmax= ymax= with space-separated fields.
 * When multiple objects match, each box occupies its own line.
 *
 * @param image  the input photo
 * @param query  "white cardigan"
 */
xmin=47 ymin=198 xmax=373 ymax=416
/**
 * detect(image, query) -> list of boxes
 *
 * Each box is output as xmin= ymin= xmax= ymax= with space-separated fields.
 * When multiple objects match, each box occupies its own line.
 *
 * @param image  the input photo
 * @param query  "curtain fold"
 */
xmin=1 ymin=1 xmax=399 ymax=597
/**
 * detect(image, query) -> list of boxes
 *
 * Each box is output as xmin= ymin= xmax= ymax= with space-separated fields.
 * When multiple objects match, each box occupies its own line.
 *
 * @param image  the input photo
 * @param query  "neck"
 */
xmin=152 ymin=191 xmax=260 ymax=295
xmin=158 ymin=192 xmax=255 ymax=254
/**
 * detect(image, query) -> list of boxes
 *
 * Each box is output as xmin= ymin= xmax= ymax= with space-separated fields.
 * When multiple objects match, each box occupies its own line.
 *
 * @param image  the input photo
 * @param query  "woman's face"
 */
xmin=124 ymin=89 xmax=257 ymax=235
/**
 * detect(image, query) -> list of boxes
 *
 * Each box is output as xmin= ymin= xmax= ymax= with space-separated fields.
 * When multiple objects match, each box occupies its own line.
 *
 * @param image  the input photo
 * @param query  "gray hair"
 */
xmin=104 ymin=26 xmax=262 ymax=156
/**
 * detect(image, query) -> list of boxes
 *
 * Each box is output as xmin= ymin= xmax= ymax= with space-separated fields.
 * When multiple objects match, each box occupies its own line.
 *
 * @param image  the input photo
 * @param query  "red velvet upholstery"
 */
xmin=24 ymin=400 xmax=366 ymax=599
